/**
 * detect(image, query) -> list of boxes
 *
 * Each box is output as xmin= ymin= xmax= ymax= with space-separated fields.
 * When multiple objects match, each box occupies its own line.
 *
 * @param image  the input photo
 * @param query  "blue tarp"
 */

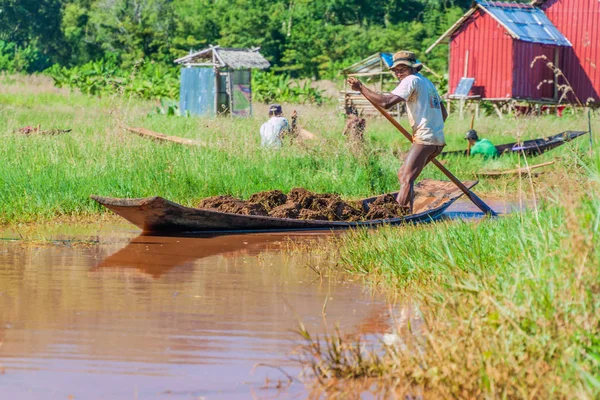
xmin=477 ymin=1 xmax=571 ymax=46
xmin=380 ymin=53 xmax=394 ymax=68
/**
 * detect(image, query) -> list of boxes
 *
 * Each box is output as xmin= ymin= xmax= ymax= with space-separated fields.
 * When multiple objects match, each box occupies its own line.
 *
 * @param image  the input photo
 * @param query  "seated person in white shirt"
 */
xmin=260 ymin=104 xmax=290 ymax=148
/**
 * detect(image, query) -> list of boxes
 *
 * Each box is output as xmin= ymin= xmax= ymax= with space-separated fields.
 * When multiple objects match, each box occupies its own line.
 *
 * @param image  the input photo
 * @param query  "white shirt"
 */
xmin=260 ymin=116 xmax=289 ymax=148
xmin=391 ymin=73 xmax=445 ymax=146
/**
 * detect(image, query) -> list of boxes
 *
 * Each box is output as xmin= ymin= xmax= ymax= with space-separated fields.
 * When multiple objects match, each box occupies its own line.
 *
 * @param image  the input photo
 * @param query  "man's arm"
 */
xmin=280 ymin=119 xmax=290 ymax=138
xmin=347 ymin=77 xmax=402 ymax=110
xmin=441 ymin=100 xmax=448 ymax=122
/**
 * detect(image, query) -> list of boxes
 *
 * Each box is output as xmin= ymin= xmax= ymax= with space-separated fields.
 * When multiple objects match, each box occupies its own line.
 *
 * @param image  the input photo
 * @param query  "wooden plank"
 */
xmin=297 ymin=127 xmax=317 ymax=140
xmin=126 ymin=126 xmax=206 ymax=146
xmin=477 ymin=161 xmax=555 ymax=177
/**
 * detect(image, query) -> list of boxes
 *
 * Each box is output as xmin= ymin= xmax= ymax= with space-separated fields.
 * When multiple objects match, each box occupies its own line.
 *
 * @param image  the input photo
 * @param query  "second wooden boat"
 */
xmin=441 ymin=130 xmax=587 ymax=157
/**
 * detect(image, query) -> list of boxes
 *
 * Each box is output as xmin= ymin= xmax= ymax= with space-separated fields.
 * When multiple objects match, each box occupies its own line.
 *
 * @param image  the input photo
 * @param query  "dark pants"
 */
xmin=397 ymin=144 xmax=445 ymax=212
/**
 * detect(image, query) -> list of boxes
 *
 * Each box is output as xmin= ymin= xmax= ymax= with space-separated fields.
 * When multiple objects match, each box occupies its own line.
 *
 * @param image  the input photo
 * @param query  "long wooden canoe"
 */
xmin=441 ymin=130 xmax=587 ymax=157
xmin=91 ymin=179 xmax=477 ymax=234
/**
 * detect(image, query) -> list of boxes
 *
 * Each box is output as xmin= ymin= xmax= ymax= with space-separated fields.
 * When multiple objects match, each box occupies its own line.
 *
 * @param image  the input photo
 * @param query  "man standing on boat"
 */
xmin=347 ymin=50 xmax=447 ymax=213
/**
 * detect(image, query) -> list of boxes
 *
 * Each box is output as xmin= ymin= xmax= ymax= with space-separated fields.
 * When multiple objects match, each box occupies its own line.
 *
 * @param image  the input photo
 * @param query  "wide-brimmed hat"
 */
xmin=389 ymin=50 xmax=423 ymax=71
xmin=465 ymin=130 xmax=479 ymax=141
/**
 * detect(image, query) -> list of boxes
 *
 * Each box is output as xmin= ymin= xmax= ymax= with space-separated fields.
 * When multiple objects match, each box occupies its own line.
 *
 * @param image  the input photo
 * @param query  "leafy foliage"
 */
xmin=252 ymin=71 xmax=325 ymax=105
xmin=45 ymin=57 xmax=179 ymax=99
xmin=0 ymin=41 xmax=50 ymax=73
xmin=0 ymin=0 xmax=475 ymax=81
xmin=148 ymin=98 xmax=185 ymax=117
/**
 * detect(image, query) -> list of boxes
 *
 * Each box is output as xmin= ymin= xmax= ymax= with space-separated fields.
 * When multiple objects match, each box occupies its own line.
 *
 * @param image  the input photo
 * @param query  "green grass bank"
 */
xmin=297 ymin=168 xmax=600 ymax=398
xmin=1 ymin=74 xmax=597 ymax=224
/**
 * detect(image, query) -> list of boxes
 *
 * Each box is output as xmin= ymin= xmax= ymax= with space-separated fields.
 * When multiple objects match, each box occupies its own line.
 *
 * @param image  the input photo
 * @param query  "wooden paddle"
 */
xmin=366 ymin=100 xmax=497 ymax=216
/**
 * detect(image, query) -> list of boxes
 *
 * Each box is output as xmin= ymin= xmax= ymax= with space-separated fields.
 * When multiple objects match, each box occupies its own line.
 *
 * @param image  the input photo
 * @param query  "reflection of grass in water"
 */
xmin=296 ymin=173 xmax=600 ymax=398
xmin=0 ymin=74 xmax=597 ymax=223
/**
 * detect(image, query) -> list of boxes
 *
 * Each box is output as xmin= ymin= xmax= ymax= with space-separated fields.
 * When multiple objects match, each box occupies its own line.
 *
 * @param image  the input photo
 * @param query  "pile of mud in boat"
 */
xmin=196 ymin=189 xmax=406 ymax=222
xmin=91 ymin=180 xmax=477 ymax=233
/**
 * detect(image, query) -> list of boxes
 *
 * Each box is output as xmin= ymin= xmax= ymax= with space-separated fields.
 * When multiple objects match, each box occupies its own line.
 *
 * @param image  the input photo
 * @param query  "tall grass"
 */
xmin=0 ymin=74 xmax=597 ymax=223
xmin=296 ymin=171 xmax=600 ymax=398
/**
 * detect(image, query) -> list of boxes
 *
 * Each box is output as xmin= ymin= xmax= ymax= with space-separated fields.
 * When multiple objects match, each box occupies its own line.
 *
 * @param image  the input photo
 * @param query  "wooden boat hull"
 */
xmin=441 ymin=130 xmax=587 ymax=157
xmin=91 ymin=180 xmax=477 ymax=234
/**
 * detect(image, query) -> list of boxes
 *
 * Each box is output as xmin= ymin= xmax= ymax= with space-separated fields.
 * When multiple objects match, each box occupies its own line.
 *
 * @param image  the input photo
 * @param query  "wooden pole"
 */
xmin=365 ymin=99 xmax=497 ymax=216
xmin=492 ymin=102 xmax=504 ymax=119
xmin=589 ymin=108 xmax=593 ymax=155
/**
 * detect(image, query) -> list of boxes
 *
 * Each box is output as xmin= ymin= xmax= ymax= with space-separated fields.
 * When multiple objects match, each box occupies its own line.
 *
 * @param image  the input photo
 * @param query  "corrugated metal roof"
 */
xmin=342 ymin=53 xmax=385 ymax=74
xmin=174 ymin=46 xmax=270 ymax=69
xmin=426 ymin=1 xmax=570 ymax=53
xmin=477 ymin=1 xmax=571 ymax=46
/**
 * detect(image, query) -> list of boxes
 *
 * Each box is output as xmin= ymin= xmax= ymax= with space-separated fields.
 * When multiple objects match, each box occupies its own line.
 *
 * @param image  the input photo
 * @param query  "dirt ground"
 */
xmin=197 ymin=189 xmax=407 ymax=221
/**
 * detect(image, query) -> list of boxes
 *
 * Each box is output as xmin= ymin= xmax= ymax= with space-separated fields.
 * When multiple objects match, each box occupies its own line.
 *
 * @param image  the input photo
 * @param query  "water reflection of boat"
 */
xmin=92 ymin=233 xmax=316 ymax=278
xmin=91 ymin=180 xmax=476 ymax=234
xmin=441 ymin=130 xmax=587 ymax=157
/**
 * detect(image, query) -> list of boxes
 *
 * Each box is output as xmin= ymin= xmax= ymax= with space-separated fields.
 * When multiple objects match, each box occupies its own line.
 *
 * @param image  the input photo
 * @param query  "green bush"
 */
xmin=0 ymin=41 xmax=49 ymax=73
xmin=45 ymin=57 xmax=179 ymax=100
xmin=252 ymin=71 xmax=325 ymax=105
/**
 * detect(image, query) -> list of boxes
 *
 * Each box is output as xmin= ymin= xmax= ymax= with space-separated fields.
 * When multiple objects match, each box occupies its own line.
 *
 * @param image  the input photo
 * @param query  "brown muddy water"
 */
xmin=0 ymin=200 xmax=520 ymax=399
xmin=0 ymin=227 xmax=406 ymax=400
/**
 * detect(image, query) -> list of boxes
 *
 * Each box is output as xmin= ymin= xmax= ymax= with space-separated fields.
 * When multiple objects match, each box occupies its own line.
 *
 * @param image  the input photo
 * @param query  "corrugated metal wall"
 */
xmin=512 ymin=42 xmax=556 ymax=100
xmin=180 ymin=67 xmax=216 ymax=116
xmin=449 ymin=9 xmax=514 ymax=99
xmin=542 ymin=0 xmax=600 ymax=103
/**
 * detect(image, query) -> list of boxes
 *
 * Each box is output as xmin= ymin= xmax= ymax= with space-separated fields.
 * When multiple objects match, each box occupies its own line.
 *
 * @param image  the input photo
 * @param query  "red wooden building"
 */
xmin=534 ymin=0 xmax=600 ymax=104
xmin=426 ymin=0 xmax=598 ymax=104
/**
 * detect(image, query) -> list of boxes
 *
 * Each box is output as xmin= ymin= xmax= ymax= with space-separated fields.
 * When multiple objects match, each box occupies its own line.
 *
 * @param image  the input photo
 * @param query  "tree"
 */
xmin=0 ymin=0 xmax=65 ymax=67
xmin=86 ymin=0 xmax=175 ymax=66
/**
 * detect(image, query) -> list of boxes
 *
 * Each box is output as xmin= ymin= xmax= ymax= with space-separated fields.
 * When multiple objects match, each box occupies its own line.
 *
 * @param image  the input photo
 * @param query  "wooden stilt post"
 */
xmin=589 ymin=108 xmax=593 ymax=155
xmin=493 ymin=102 xmax=503 ymax=119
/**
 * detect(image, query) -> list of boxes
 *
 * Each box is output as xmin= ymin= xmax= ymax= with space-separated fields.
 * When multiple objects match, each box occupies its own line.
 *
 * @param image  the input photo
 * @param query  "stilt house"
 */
xmin=426 ymin=0 xmax=589 ymax=104
xmin=340 ymin=53 xmax=441 ymax=117
xmin=174 ymin=46 xmax=270 ymax=117
xmin=533 ymin=0 xmax=600 ymax=104
xmin=340 ymin=53 xmax=403 ymax=117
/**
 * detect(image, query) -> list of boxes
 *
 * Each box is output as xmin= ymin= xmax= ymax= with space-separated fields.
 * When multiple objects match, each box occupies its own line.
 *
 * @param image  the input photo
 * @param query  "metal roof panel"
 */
xmin=477 ymin=1 xmax=571 ymax=46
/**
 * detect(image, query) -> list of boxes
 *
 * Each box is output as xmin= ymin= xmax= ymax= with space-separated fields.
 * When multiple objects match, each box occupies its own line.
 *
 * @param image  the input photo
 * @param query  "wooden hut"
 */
xmin=174 ymin=45 xmax=270 ymax=117
xmin=534 ymin=0 xmax=600 ymax=105
xmin=426 ymin=1 xmax=571 ymax=107
xmin=340 ymin=53 xmax=404 ymax=118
